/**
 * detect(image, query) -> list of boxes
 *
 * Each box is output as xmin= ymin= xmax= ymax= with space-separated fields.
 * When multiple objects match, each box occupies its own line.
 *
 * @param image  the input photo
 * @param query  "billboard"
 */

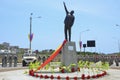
xmin=87 ymin=40 xmax=95 ymax=47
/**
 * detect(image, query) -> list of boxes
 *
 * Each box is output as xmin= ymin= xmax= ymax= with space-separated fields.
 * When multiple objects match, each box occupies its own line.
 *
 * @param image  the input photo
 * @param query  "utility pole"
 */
xmin=79 ymin=29 xmax=90 ymax=52
xmin=29 ymin=13 xmax=41 ymax=51
xmin=29 ymin=13 xmax=32 ymax=50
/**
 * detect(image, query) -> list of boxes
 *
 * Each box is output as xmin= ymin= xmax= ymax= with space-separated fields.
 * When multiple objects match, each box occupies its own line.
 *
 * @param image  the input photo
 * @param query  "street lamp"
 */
xmin=115 ymin=24 xmax=120 ymax=53
xmin=116 ymin=24 xmax=120 ymax=27
xmin=29 ymin=13 xmax=41 ymax=50
xmin=112 ymin=37 xmax=120 ymax=54
xmin=118 ymin=40 xmax=120 ymax=54
xmin=79 ymin=29 xmax=90 ymax=52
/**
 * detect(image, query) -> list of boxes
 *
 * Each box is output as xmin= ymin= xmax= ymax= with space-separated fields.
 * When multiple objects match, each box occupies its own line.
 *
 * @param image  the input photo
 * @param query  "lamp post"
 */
xmin=29 ymin=13 xmax=32 ymax=50
xmin=79 ymin=29 xmax=90 ymax=52
xmin=115 ymin=24 xmax=120 ymax=53
xmin=118 ymin=40 xmax=120 ymax=54
xmin=117 ymin=39 xmax=120 ymax=53
xmin=116 ymin=24 xmax=120 ymax=27
xmin=29 ymin=13 xmax=41 ymax=50
xmin=113 ymin=37 xmax=120 ymax=54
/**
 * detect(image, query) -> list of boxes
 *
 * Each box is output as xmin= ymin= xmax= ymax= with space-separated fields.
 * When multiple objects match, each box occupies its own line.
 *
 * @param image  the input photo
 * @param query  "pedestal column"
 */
xmin=61 ymin=41 xmax=77 ymax=67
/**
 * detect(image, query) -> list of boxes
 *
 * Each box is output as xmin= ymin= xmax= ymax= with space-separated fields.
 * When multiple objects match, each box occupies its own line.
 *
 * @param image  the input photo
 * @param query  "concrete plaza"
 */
xmin=0 ymin=68 xmax=120 ymax=80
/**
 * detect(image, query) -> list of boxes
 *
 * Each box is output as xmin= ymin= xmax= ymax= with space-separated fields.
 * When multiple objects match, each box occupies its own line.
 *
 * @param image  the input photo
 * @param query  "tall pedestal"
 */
xmin=61 ymin=41 xmax=77 ymax=67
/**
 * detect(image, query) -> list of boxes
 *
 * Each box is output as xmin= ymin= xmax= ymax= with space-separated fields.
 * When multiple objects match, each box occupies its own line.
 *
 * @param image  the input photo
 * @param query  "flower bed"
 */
xmin=29 ymin=69 xmax=107 ymax=80
xmin=28 ymin=60 xmax=109 ymax=80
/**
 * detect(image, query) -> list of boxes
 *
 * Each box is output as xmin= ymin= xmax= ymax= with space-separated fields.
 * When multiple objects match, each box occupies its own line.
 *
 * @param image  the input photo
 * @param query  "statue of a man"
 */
xmin=63 ymin=2 xmax=75 ymax=41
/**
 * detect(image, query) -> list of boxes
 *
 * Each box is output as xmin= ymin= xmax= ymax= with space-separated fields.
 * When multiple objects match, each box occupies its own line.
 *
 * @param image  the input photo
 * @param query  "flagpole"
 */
xmin=79 ymin=29 xmax=90 ymax=52
xmin=30 ymin=13 xmax=33 ymax=50
xmin=79 ymin=33 xmax=82 ymax=52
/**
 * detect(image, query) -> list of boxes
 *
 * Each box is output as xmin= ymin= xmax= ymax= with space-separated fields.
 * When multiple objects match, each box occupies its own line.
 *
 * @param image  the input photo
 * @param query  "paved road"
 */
xmin=0 ymin=63 xmax=22 ymax=68
xmin=0 ymin=63 xmax=28 ymax=72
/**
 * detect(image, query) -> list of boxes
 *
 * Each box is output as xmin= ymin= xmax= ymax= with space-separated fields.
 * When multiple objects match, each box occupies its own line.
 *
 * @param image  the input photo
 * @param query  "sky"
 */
xmin=0 ymin=0 xmax=120 ymax=54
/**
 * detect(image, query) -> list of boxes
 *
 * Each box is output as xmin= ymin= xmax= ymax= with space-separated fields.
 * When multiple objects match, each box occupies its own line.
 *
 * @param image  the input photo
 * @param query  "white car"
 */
xmin=22 ymin=50 xmax=37 ymax=66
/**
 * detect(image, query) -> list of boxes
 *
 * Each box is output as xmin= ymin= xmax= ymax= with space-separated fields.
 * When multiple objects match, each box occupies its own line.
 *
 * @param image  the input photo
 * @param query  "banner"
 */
xmin=28 ymin=33 xmax=34 ymax=42
xmin=35 ymin=40 xmax=67 ymax=72
xmin=79 ymin=41 xmax=82 ymax=49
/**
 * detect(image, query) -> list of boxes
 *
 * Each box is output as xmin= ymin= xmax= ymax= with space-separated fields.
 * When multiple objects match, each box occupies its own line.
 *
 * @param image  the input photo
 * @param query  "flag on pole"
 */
xmin=28 ymin=33 xmax=34 ymax=42
xmin=79 ymin=41 xmax=82 ymax=49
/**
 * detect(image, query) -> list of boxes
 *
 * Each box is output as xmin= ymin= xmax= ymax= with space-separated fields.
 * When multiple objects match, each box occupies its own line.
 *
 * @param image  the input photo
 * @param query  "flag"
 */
xmin=28 ymin=33 xmax=34 ymax=42
xmin=79 ymin=41 xmax=82 ymax=49
xmin=35 ymin=40 xmax=67 ymax=72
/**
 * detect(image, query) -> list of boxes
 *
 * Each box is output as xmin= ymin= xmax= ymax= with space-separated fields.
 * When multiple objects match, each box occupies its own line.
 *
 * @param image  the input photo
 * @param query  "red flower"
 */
xmin=71 ymin=68 xmax=75 ymax=72
xmin=81 ymin=74 xmax=85 ymax=79
xmin=35 ymin=74 xmax=39 ymax=77
xmin=61 ymin=69 xmax=65 ymax=73
xmin=40 ymin=75 xmax=43 ymax=78
xmin=57 ymin=76 xmax=61 ymax=79
xmin=29 ymin=70 xmax=34 ymax=76
xmin=96 ymin=74 xmax=101 ymax=78
xmin=102 ymin=72 xmax=106 ymax=76
xmin=91 ymin=75 xmax=96 ymax=78
xmin=101 ymin=73 xmax=104 ymax=76
xmin=103 ymin=71 xmax=107 ymax=75
xmin=29 ymin=70 xmax=34 ymax=75
xmin=29 ymin=71 xmax=31 ymax=75
xmin=66 ymin=76 xmax=69 ymax=80
xmin=31 ymin=72 xmax=34 ymax=76
xmin=99 ymin=74 xmax=102 ymax=77
xmin=74 ymin=76 xmax=77 ymax=80
xmin=87 ymin=75 xmax=90 ymax=79
xmin=50 ymin=75 xmax=54 ymax=79
xmin=44 ymin=75 xmax=49 ymax=79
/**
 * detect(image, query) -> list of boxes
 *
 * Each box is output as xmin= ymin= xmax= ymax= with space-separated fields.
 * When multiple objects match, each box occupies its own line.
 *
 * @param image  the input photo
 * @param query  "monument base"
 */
xmin=61 ymin=41 xmax=77 ymax=69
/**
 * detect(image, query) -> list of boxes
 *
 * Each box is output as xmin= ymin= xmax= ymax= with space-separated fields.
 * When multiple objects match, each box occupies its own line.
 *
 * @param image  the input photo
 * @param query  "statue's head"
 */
xmin=70 ymin=10 xmax=74 ymax=15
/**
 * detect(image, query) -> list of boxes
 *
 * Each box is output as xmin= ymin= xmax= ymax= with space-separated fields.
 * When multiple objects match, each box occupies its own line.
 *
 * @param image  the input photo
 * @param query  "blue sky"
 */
xmin=0 ymin=0 xmax=120 ymax=53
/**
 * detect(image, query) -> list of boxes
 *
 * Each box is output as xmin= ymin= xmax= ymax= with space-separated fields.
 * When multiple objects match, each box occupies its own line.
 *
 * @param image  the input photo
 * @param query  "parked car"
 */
xmin=22 ymin=50 xmax=37 ymax=66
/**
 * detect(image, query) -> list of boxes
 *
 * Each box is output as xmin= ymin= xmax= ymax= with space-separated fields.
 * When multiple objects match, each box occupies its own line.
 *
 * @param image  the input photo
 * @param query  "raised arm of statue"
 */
xmin=63 ymin=2 xmax=69 ymax=15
